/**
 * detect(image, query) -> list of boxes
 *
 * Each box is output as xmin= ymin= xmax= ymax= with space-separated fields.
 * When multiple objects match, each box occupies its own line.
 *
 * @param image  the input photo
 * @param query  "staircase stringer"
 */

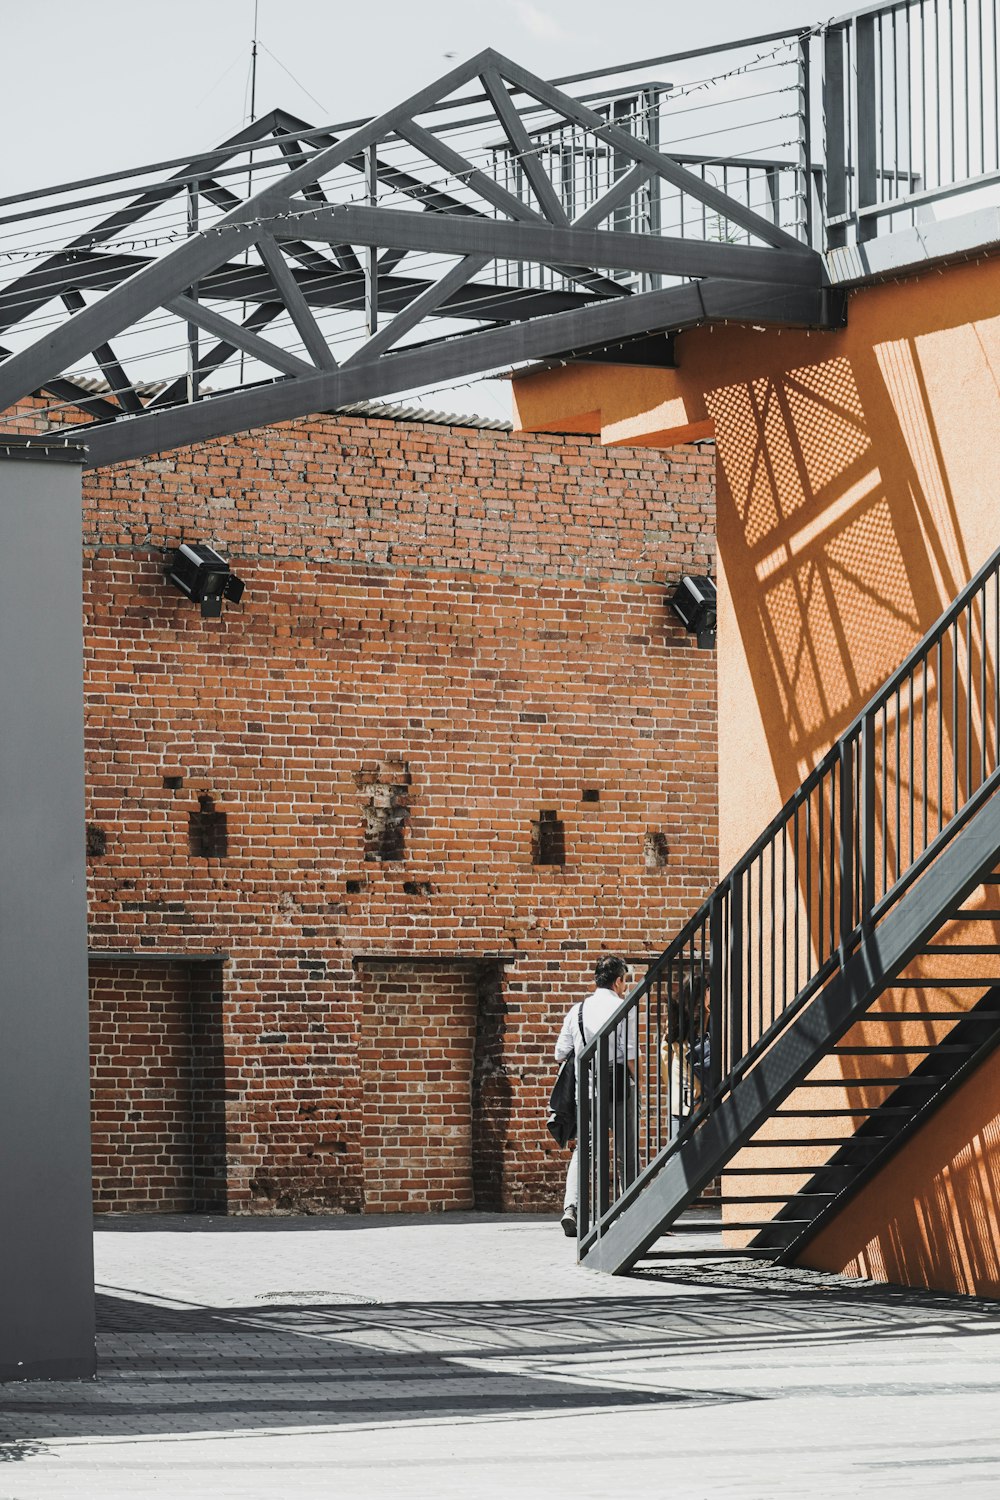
xmin=766 ymin=984 xmax=1000 ymax=1265
xmin=581 ymin=782 xmax=1000 ymax=1274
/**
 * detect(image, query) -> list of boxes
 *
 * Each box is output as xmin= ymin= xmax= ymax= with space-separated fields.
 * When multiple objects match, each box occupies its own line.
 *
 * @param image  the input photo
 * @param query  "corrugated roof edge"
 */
xmin=63 ymin=376 xmax=513 ymax=434
xmin=332 ymin=398 xmax=511 ymax=432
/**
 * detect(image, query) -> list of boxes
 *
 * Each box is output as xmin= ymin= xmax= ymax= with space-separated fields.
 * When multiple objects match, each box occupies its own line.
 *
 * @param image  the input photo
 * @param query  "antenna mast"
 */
xmin=249 ymin=0 xmax=260 ymax=123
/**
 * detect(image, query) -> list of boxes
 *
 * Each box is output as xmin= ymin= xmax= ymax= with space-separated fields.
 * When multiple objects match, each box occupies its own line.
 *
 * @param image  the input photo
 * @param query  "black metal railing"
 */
xmin=823 ymin=0 xmax=1000 ymax=249
xmin=578 ymin=537 xmax=1000 ymax=1253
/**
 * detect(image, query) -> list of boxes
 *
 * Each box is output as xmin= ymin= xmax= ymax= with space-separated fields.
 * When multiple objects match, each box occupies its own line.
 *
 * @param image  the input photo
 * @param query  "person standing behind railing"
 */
xmin=554 ymin=954 xmax=637 ymax=1239
xmin=661 ymin=975 xmax=711 ymax=1136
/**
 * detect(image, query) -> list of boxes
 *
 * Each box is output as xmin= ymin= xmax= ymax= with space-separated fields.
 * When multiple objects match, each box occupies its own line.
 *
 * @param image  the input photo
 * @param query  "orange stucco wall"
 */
xmin=513 ymin=254 xmax=1000 ymax=1292
xmin=805 ymin=1044 xmax=1000 ymax=1297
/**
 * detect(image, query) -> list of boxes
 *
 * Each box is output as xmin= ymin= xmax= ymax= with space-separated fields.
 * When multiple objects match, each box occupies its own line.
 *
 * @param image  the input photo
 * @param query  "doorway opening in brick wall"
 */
xmin=88 ymin=956 xmax=227 ymax=1213
xmin=356 ymin=957 xmax=512 ymax=1213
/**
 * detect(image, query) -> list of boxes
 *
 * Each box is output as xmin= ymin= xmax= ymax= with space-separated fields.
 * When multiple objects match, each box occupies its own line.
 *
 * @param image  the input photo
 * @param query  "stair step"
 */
xmin=669 ymin=1218 xmax=813 ymax=1231
xmin=639 ymin=1248 xmax=779 ymax=1261
xmin=954 ymin=908 xmax=1000 ymax=918
xmin=834 ymin=1044 xmax=971 ymax=1054
xmin=724 ymin=1163 xmax=855 ymax=1174
xmin=921 ymin=944 xmax=1000 ymax=954
xmin=882 ymin=977 xmax=1000 ymax=987
xmin=748 ymin=1225 xmax=805 ymax=1247
xmin=774 ymin=1106 xmax=911 ymax=1116
xmin=799 ymin=1076 xmax=936 ymax=1087
xmin=740 ymin=1136 xmax=890 ymax=1147
xmin=723 ymin=1165 xmax=853 ymax=1176
xmin=863 ymin=1011 xmax=1000 ymax=1019
xmin=716 ymin=1193 xmax=838 ymax=1203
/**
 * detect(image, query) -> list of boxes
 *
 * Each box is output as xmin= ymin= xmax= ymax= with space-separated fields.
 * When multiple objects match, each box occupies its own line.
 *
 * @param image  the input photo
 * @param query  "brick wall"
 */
xmin=89 ymin=959 xmax=225 ymax=1212
xmin=359 ymin=961 xmax=485 ymax=1212
xmin=81 ymin=411 xmax=717 ymax=1213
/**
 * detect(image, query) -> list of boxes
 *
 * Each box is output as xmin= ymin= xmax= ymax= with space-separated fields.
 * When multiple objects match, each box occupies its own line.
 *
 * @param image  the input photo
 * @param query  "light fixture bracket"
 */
xmin=167 ymin=542 xmax=245 ymax=618
xmin=668 ymin=574 xmax=716 ymax=649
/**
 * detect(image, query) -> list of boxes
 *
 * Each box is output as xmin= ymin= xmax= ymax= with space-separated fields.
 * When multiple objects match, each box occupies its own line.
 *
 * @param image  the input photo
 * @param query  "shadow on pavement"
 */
xmin=3 ymin=1264 xmax=1000 ymax=1450
xmin=0 ymin=1290 xmax=750 ymax=1450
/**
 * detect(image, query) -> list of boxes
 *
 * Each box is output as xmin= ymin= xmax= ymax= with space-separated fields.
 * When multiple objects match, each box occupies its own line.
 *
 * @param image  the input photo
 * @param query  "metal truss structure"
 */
xmin=0 ymin=48 xmax=839 ymax=466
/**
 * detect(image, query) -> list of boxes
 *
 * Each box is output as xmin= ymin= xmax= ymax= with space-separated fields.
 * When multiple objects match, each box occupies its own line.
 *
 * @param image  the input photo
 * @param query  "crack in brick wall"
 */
xmin=359 ymin=764 xmax=410 ymax=862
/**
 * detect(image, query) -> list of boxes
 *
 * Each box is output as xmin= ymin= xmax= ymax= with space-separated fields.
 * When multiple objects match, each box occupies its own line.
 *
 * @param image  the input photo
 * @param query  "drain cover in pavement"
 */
xmin=253 ymin=1290 xmax=374 ymax=1304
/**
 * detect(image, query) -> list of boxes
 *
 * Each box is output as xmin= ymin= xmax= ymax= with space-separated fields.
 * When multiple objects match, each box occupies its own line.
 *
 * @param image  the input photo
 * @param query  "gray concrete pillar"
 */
xmin=0 ymin=438 xmax=95 ymax=1380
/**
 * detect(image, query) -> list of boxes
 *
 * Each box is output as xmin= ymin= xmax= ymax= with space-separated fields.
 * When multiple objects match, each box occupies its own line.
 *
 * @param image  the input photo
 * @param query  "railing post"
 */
xmin=709 ymin=896 xmax=723 ymax=1096
xmin=729 ymin=871 xmax=743 ymax=1070
xmin=577 ymin=1053 xmax=591 ymax=1239
xmin=854 ymin=14 xmax=878 ymax=242
xmin=185 ymin=183 xmax=200 ymax=405
xmin=643 ymin=84 xmax=663 ymax=291
xmin=838 ymin=734 xmax=855 ymax=953
xmin=860 ymin=708 xmax=877 ymax=926
xmin=595 ymin=1037 xmax=610 ymax=1220
xmin=365 ymin=143 xmax=379 ymax=335
xmin=798 ymin=35 xmax=813 ymax=248
xmin=823 ymin=23 xmax=848 ymax=250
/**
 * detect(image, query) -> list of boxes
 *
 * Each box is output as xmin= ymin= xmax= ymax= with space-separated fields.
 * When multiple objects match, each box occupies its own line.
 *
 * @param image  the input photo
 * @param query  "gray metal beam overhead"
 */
xmin=274 ymin=203 xmax=824 ymax=287
xmin=0 ymin=47 xmax=832 ymax=462
xmin=78 ymin=279 xmax=841 ymax=468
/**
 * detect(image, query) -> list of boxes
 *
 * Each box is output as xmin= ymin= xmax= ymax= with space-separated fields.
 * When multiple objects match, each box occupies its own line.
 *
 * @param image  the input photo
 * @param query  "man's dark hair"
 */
xmin=595 ymin=954 xmax=629 ymax=990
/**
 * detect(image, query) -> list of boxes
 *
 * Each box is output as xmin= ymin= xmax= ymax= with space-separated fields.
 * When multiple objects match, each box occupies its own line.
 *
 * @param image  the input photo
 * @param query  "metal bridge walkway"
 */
xmin=0 ymin=25 xmax=864 ymax=467
xmin=4 ymin=3 xmax=998 ymax=467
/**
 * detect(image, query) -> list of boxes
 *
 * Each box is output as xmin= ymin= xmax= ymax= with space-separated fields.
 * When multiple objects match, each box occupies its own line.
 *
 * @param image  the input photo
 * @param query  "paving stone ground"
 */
xmin=2 ymin=1210 xmax=1000 ymax=1499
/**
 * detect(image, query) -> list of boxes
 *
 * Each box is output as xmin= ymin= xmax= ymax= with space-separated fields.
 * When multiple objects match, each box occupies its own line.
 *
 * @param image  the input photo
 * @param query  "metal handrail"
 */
xmin=12 ymin=0 xmax=990 ymax=248
xmin=578 ymin=536 xmax=1000 ymax=1252
xmin=821 ymin=0 xmax=1000 ymax=251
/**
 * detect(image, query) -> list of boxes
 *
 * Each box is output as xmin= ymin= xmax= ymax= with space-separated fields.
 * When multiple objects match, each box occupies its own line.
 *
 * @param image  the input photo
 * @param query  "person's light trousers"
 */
xmin=563 ymin=1082 xmax=636 ymax=1210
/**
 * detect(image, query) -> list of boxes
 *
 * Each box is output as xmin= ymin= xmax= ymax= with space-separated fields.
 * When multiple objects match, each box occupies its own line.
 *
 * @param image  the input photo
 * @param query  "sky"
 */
xmin=8 ymin=0 xmax=832 ymax=192
xmin=4 ymin=0 xmax=837 ymax=421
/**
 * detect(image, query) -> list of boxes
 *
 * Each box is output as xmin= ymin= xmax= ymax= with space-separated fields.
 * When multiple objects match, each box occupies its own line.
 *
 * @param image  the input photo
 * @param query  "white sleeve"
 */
xmin=554 ymin=1005 xmax=578 ymax=1061
xmin=625 ymin=1008 xmax=638 ymax=1061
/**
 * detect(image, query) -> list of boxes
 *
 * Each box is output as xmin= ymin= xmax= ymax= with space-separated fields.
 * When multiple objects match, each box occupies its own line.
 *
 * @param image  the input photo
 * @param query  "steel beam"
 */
xmin=0 ymin=112 xmax=325 ymax=337
xmin=255 ymin=234 xmax=337 ymax=368
xmin=38 ymin=377 xmax=120 ymax=422
xmin=480 ymin=68 xmax=570 ymax=226
xmin=343 ymin=252 xmax=492 ymax=366
xmin=146 ymin=302 xmax=282 ymax=410
xmin=0 ymin=250 xmax=150 ymax=336
xmin=573 ymin=164 xmax=653 ymax=230
xmin=0 ymin=222 xmax=255 ymax=412
xmin=64 ymin=277 xmax=836 ymax=468
xmin=0 ymin=44 xmax=834 ymax=450
xmin=60 ymin=289 xmax=143 ymax=414
xmin=392 ymin=114 xmax=629 ymax=300
xmin=165 ymin=294 xmax=315 ymax=377
xmin=190 ymin=256 xmax=602 ymax=322
xmin=278 ymin=202 xmax=825 ymax=287
xmin=494 ymin=54 xmax=813 ymax=252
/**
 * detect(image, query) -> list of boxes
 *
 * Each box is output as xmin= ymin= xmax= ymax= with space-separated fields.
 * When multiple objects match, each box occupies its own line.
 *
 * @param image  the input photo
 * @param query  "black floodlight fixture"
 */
xmin=668 ymin=574 xmax=716 ymax=649
xmin=167 ymin=543 xmax=245 ymax=619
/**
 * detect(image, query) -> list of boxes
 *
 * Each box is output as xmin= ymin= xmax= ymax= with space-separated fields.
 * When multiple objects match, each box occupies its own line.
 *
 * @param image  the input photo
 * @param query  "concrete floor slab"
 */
xmin=1 ymin=1211 xmax=998 ymax=1498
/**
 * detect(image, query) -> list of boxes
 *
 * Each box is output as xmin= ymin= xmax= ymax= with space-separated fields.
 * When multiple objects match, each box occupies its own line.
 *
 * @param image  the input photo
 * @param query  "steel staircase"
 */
xmin=579 ymin=541 xmax=1000 ymax=1274
xmin=751 ymin=976 xmax=1000 ymax=1260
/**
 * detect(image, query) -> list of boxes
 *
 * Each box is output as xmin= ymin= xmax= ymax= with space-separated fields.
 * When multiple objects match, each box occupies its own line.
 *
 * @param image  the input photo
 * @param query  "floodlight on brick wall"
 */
xmin=167 ymin=543 xmax=245 ymax=619
xmin=668 ymin=574 xmax=716 ymax=649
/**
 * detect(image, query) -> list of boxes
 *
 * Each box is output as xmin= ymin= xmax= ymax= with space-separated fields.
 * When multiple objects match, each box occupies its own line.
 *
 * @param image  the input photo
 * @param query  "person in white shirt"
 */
xmin=554 ymin=954 xmax=637 ymax=1238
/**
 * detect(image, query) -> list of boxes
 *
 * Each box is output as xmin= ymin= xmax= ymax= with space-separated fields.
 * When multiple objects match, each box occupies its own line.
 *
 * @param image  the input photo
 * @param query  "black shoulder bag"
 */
xmin=546 ymin=1004 xmax=588 ymax=1147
